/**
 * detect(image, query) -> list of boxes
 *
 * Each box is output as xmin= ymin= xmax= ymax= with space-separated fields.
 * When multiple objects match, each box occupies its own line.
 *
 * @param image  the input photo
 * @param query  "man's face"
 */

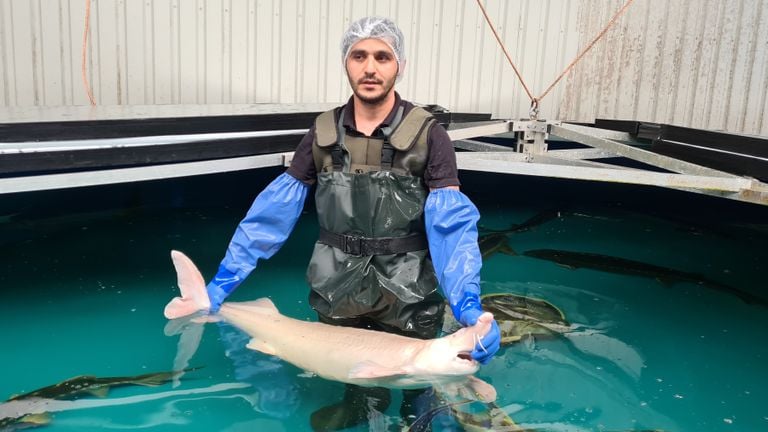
xmin=345 ymin=38 xmax=399 ymax=106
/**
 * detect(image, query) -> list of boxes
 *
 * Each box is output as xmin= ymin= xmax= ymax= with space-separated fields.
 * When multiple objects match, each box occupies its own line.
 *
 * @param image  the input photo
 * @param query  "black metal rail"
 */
xmin=594 ymin=119 xmax=768 ymax=181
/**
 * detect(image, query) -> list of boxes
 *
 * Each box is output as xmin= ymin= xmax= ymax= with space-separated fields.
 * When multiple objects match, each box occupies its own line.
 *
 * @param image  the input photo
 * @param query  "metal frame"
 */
xmin=2 ymin=113 xmax=766 ymax=206
xmin=447 ymin=120 xmax=768 ymax=206
xmin=550 ymin=123 xmax=736 ymax=178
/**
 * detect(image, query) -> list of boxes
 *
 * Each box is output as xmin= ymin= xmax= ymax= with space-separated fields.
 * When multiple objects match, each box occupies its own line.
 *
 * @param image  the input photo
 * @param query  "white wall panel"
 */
xmin=1 ymin=0 xmax=766 ymax=136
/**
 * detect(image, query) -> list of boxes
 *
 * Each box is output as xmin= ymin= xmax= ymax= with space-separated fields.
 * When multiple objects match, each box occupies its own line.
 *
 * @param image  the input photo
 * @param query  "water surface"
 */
xmin=1 ymin=170 xmax=766 ymax=431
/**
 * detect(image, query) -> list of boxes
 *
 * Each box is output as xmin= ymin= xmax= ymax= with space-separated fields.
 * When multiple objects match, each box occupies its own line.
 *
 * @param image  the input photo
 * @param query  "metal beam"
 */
xmin=0 ymin=130 xmax=308 ymax=153
xmin=453 ymin=139 xmax=515 ymax=152
xmin=547 ymin=148 xmax=618 ymax=160
xmin=526 ymin=153 xmax=634 ymax=169
xmin=0 ymin=153 xmax=291 ymax=194
xmin=458 ymin=151 xmax=633 ymax=169
xmin=447 ymin=121 xmax=512 ymax=141
xmin=456 ymin=153 xmax=768 ymax=205
xmin=551 ymin=123 xmax=737 ymax=178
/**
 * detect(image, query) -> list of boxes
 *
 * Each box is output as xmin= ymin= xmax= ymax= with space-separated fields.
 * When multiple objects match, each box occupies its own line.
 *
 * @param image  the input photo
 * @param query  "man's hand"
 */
xmin=461 ymin=308 xmax=501 ymax=364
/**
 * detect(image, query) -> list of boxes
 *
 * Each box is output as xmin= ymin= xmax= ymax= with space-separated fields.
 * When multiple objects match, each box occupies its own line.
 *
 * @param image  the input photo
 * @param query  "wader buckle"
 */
xmin=341 ymin=234 xmax=363 ymax=256
xmin=318 ymin=228 xmax=428 ymax=256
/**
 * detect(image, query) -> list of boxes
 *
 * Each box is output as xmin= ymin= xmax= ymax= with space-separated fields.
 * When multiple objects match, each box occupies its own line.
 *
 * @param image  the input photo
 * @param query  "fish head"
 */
xmin=411 ymin=312 xmax=495 ymax=377
xmin=411 ymin=337 xmax=480 ymax=378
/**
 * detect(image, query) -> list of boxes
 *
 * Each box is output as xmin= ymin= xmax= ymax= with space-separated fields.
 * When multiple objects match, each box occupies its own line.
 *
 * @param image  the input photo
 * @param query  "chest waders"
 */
xmin=308 ymin=105 xmax=444 ymax=339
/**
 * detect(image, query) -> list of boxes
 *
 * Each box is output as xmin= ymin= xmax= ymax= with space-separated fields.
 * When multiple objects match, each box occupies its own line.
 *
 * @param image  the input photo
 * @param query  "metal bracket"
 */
xmin=282 ymin=152 xmax=294 ymax=167
xmin=512 ymin=119 xmax=552 ymax=156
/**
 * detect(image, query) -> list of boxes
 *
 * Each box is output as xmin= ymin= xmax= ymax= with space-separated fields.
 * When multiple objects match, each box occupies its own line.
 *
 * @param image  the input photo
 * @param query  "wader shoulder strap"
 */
xmin=379 ymin=106 xmax=405 ymax=171
xmin=388 ymin=107 xmax=434 ymax=152
xmin=314 ymin=109 xmax=337 ymax=148
xmin=332 ymin=111 xmax=346 ymax=171
xmin=313 ymin=108 xmax=345 ymax=172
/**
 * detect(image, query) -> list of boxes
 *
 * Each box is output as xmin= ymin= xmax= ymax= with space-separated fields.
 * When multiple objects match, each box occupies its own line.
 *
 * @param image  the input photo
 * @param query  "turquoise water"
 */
xmin=1 ymin=170 xmax=767 ymax=431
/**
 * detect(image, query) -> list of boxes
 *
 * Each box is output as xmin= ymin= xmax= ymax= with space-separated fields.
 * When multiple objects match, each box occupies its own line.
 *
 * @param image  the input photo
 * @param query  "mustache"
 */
xmin=357 ymin=76 xmax=383 ymax=85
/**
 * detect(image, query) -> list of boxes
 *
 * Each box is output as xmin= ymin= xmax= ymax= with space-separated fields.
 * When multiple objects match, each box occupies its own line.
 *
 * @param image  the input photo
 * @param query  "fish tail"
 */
xmin=164 ymin=250 xmax=212 ymax=319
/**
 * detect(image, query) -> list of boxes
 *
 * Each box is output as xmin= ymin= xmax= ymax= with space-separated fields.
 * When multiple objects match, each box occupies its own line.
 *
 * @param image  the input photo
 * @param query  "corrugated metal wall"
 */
xmin=1 ymin=0 xmax=766 ymax=135
xmin=562 ymin=0 xmax=768 ymax=135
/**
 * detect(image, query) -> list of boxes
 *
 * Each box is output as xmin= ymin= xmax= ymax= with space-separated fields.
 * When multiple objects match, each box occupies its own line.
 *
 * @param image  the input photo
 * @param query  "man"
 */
xmin=204 ymin=16 xmax=500 ymax=428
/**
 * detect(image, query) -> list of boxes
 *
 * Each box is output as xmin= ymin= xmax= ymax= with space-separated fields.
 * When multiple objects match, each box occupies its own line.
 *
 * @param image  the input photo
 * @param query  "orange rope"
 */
xmin=82 ymin=0 xmax=96 ymax=106
xmin=537 ymin=0 xmax=636 ymax=102
xmin=476 ymin=0 xmax=636 ymax=113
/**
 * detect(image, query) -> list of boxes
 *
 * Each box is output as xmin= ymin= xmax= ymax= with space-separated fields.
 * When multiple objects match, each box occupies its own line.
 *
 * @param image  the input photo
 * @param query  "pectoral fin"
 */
xmin=246 ymin=338 xmax=277 ymax=356
xmin=87 ymin=386 xmax=110 ymax=398
xmin=18 ymin=413 xmax=51 ymax=426
xmin=464 ymin=376 xmax=497 ymax=402
xmin=436 ymin=376 xmax=497 ymax=403
xmin=348 ymin=361 xmax=407 ymax=379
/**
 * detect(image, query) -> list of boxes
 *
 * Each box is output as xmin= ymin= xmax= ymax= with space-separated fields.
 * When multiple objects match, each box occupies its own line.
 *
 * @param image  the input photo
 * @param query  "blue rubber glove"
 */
xmin=207 ymin=172 xmax=308 ymax=312
xmin=425 ymin=188 xmax=500 ymax=364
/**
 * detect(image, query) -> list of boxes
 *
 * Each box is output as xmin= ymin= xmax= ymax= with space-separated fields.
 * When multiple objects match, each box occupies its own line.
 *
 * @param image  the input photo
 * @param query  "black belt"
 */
xmin=318 ymin=228 xmax=428 ymax=256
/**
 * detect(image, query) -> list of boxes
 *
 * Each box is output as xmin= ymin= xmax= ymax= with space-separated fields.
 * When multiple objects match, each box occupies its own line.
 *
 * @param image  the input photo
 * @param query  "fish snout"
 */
xmin=443 ymin=354 xmax=481 ymax=380
xmin=450 ymin=341 xmax=482 ymax=374
xmin=447 ymin=311 xmax=495 ymax=362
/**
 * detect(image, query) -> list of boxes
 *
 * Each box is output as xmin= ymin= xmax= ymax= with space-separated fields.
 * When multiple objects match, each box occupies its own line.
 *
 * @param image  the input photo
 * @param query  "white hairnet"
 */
xmin=341 ymin=16 xmax=405 ymax=78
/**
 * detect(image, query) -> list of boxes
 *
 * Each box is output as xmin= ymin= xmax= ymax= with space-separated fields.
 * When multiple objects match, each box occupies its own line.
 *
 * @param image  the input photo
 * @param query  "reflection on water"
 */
xmin=1 ymin=172 xmax=767 ymax=431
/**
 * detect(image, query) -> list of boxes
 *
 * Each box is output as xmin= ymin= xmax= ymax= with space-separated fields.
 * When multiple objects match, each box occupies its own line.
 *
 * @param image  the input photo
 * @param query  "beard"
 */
xmin=350 ymin=75 xmax=396 ymax=106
